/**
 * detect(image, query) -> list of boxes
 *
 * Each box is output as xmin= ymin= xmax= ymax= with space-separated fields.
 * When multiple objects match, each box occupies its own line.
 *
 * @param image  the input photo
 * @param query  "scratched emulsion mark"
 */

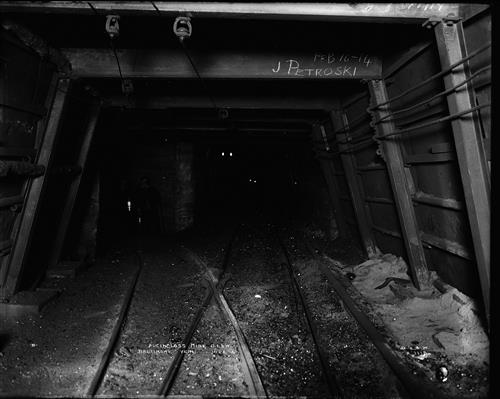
xmin=271 ymin=53 xmax=375 ymax=78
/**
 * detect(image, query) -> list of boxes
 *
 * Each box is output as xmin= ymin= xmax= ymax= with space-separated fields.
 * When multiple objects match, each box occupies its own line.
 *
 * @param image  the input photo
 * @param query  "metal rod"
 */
xmin=375 ymin=65 xmax=491 ymax=125
xmin=377 ymin=103 xmax=490 ymax=139
xmin=87 ymin=251 xmax=145 ymax=397
xmin=369 ymin=42 xmax=491 ymax=110
xmin=304 ymin=240 xmax=446 ymax=399
xmin=278 ymin=236 xmax=343 ymax=398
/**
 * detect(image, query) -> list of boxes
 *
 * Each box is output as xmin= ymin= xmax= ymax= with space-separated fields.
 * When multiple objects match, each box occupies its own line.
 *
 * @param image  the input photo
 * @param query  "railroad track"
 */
xmin=176 ymin=224 xmax=343 ymax=398
xmin=86 ymin=224 xmax=446 ymax=398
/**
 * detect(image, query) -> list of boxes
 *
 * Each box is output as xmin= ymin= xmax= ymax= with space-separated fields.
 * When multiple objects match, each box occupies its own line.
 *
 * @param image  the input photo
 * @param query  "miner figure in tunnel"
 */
xmin=133 ymin=177 xmax=162 ymax=234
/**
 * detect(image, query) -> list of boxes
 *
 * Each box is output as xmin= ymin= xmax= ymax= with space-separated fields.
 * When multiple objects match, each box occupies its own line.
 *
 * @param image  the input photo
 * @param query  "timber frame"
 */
xmin=0 ymin=3 xmax=491 ymax=328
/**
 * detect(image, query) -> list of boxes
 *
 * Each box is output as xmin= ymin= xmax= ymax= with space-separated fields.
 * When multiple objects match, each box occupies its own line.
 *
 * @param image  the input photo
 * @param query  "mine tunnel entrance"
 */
xmin=0 ymin=3 xmax=491 ymax=398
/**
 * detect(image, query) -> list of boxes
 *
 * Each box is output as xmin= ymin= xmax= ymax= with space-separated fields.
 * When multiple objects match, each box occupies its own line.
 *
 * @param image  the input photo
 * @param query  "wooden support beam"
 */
xmin=1 ymin=78 xmax=71 ymax=298
xmin=48 ymin=101 xmax=101 ymax=270
xmin=62 ymin=48 xmax=382 ymax=79
xmin=0 ymin=195 xmax=24 ymax=208
xmin=367 ymin=79 xmax=429 ymax=289
xmin=412 ymin=191 xmax=463 ymax=211
xmin=311 ymin=124 xmax=348 ymax=239
xmin=0 ymin=19 xmax=71 ymax=73
xmin=0 ymin=147 xmax=37 ymax=158
xmin=420 ymin=232 xmax=472 ymax=261
xmin=107 ymin=95 xmax=339 ymax=111
xmin=0 ymin=2 xmax=462 ymax=23
xmin=434 ymin=20 xmax=490 ymax=323
xmin=404 ymin=152 xmax=455 ymax=164
xmin=330 ymin=111 xmax=378 ymax=258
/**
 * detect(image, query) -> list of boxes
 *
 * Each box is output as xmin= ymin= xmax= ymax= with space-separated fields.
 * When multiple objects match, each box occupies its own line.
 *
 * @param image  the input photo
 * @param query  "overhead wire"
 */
xmin=87 ymin=1 xmax=128 ymax=101
xmin=150 ymin=1 xmax=220 ymax=116
xmin=372 ymin=65 xmax=491 ymax=125
xmin=368 ymin=41 xmax=491 ymax=111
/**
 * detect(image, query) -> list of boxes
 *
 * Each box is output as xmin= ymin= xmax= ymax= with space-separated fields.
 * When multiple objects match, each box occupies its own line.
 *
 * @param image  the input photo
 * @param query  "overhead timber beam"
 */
xmin=127 ymin=126 xmax=310 ymax=133
xmin=62 ymin=48 xmax=381 ymax=79
xmin=106 ymin=95 xmax=338 ymax=111
xmin=0 ymin=18 xmax=71 ymax=73
xmin=0 ymin=2 xmax=464 ymax=23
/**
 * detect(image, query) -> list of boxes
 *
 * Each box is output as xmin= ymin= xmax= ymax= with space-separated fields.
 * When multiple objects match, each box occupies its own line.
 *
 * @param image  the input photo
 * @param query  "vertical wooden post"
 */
xmin=311 ymin=124 xmax=348 ymax=238
xmin=48 ymin=101 xmax=101 ymax=269
xmin=367 ymin=79 xmax=429 ymax=290
xmin=434 ymin=20 xmax=490 ymax=323
xmin=330 ymin=111 xmax=378 ymax=258
xmin=2 ymin=78 xmax=70 ymax=297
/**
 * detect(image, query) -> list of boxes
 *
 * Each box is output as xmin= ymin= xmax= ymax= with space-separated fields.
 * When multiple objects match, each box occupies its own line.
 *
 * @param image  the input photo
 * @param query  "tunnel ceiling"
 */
xmin=3 ymin=8 xmax=433 ymax=134
xmin=3 ymin=13 xmax=427 ymax=51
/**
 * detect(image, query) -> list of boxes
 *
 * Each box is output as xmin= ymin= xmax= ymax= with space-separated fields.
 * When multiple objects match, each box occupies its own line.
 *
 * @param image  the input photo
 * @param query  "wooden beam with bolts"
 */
xmin=0 ymin=2 xmax=463 ymax=23
xmin=62 ymin=48 xmax=382 ymax=79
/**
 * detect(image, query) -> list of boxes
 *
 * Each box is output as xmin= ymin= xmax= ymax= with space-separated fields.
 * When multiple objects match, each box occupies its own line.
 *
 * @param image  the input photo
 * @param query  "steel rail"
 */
xmin=157 ymin=226 xmax=261 ymax=397
xmin=86 ymin=250 xmax=145 ymax=397
xmin=276 ymin=233 xmax=343 ymax=398
xmin=179 ymin=246 xmax=268 ymax=398
xmin=156 ymin=287 xmax=214 ymax=396
xmin=301 ymin=238 xmax=450 ymax=399
xmin=368 ymin=42 xmax=491 ymax=111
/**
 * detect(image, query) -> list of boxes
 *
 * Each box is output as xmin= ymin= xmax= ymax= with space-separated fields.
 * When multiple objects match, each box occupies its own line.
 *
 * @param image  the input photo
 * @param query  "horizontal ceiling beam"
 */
xmin=128 ymin=126 xmax=309 ymax=133
xmin=63 ymin=48 xmax=382 ymax=79
xmin=0 ymin=2 xmax=462 ymax=23
xmin=106 ymin=95 xmax=339 ymax=111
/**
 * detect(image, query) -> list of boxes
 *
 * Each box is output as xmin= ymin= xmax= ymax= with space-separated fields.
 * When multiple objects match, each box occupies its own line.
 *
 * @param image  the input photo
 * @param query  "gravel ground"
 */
xmin=0 ymin=247 xmax=138 ymax=397
xmin=3 ymin=220 xmax=478 ymax=398
xmin=221 ymin=224 xmax=331 ymax=398
xmin=98 ymin=239 xmax=208 ymax=396
xmin=280 ymin=230 xmax=404 ymax=398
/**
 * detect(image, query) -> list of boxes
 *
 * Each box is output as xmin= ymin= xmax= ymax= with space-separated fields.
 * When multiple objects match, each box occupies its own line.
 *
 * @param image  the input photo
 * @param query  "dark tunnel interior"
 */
xmin=0 ymin=3 xmax=491 ymax=397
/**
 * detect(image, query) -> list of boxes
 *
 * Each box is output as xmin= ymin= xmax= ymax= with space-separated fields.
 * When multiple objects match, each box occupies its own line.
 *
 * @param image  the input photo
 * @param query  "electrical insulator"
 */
xmin=105 ymin=15 xmax=120 ymax=39
xmin=173 ymin=16 xmax=192 ymax=41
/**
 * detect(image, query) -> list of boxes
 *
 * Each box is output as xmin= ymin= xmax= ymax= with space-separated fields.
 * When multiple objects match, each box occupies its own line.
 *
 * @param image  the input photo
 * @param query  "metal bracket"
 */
xmin=422 ymin=17 xmax=441 ymax=29
xmin=105 ymin=15 xmax=120 ymax=39
xmin=422 ymin=15 xmax=461 ymax=29
xmin=442 ymin=14 xmax=462 ymax=26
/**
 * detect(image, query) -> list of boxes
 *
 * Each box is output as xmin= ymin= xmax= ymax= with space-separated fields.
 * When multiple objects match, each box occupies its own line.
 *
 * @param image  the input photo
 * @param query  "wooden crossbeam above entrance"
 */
xmin=0 ymin=2 xmax=463 ymax=23
xmin=62 ymin=48 xmax=382 ymax=79
xmin=106 ymin=95 xmax=339 ymax=111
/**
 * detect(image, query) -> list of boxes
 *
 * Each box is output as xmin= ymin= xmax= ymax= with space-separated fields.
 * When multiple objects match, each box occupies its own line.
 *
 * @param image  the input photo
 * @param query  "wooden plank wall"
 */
xmin=330 ymin=14 xmax=490 ymax=299
xmin=0 ymin=29 xmax=57 ymax=295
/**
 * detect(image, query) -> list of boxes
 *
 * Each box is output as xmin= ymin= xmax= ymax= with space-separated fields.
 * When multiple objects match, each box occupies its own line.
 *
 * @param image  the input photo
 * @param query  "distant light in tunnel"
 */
xmin=127 ymin=201 xmax=131 ymax=211
xmin=229 ymin=152 xmax=233 ymax=157
xmin=138 ymin=217 xmax=142 ymax=224
xmin=222 ymin=152 xmax=225 ymax=156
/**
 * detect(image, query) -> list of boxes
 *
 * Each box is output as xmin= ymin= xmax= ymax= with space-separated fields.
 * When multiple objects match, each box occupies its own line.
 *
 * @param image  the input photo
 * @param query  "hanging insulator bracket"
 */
xmin=173 ymin=16 xmax=192 ymax=42
xmin=105 ymin=14 xmax=120 ymax=39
